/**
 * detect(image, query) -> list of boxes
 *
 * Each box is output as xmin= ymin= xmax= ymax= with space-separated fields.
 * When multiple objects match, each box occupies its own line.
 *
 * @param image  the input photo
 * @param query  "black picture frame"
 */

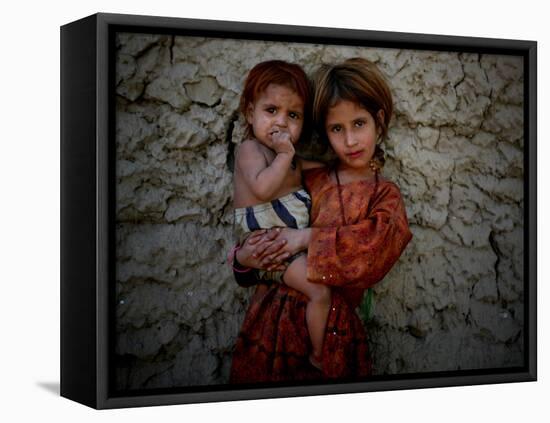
xmin=60 ymin=12 xmax=537 ymax=409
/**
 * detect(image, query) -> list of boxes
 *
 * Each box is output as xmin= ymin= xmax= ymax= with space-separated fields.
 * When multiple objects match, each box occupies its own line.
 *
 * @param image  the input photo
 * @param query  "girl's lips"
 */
xmin=347 ymin=150 xmax=363 ymax=158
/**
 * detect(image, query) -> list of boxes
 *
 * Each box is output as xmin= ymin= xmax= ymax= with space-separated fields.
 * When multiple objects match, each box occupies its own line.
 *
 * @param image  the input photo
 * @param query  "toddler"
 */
xmin=233 ymin=60 xmax=330 ymax=370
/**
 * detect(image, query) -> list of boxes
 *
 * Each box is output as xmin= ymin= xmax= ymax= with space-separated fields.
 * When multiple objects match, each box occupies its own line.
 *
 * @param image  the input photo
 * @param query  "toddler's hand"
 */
xmin=270 ymin=129 xmax=295 ymax=156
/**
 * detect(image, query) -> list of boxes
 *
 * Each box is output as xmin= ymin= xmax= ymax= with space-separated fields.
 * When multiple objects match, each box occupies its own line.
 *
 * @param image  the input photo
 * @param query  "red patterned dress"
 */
xmin=230 ymin=167 xmax=413 ymax=383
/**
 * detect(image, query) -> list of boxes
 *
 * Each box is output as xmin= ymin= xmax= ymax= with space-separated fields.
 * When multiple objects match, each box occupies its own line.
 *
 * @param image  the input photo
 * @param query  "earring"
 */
xmin=370 ymin=144 xmax=385 ymax=172
xmin=368 ymin=159 xmax=380 ymax=173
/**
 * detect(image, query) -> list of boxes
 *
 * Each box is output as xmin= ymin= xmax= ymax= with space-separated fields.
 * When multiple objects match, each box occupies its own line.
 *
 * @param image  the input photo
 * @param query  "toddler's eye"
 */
xmin=289 ymin=112 xmax=300 ymax=120
xmin=266 ymin=107 xmax=276 ymax=114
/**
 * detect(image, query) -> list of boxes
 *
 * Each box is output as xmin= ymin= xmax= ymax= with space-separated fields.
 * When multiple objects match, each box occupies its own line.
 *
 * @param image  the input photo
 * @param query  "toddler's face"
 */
xmin=325 ymin=100 xmax=382 ymax=172
xmin=246 ymin=83 xmax=304 ymax=149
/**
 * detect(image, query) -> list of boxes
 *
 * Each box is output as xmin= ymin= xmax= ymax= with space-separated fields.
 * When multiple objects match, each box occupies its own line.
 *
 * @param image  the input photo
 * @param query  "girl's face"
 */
xmin=324 ymin=100 xmax=382 ymax=174
xmin=246 ymin=83 xmax=304 ymax=149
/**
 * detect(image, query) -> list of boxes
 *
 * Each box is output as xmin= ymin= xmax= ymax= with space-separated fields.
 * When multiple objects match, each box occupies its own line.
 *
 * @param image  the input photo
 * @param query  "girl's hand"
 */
xmin=257 ymin=227 xmax=311 ymax=269
xmin=235 ymin=229 xmax=288 ymax=271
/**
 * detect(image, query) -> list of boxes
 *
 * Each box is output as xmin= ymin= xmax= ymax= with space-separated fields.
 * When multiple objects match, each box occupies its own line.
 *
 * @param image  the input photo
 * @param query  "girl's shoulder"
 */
xmin=372 ymin=177 xmax=409 ymax=214
xmin=376 ymin=176 xmax=405 ymax=196
xmin=303 ymin=167 xmax=406 ymax=203
xmin=303 ymin=166 xmax=330 ymax=191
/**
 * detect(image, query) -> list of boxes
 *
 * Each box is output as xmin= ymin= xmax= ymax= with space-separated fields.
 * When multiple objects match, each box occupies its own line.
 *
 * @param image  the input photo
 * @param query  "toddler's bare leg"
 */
xmin=283 ymin=255 xmax=331 ymax=368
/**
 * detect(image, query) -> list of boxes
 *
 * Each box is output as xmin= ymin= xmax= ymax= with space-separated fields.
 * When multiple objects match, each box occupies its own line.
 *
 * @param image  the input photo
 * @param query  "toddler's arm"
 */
xmin=236 ymin=133 xmax=295 ymax=202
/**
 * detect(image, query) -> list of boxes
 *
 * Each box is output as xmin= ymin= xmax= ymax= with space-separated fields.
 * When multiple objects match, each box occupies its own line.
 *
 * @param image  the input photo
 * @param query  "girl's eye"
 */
xmin=355 ymin=120 xmax=365 ymax=128
xmin=289 ymin=112 xmax=300 ymax=120
xmin=331 ymin=125 xmax=342 ymax=133
xmin=266 ymin=107 xmax=276 ymax=114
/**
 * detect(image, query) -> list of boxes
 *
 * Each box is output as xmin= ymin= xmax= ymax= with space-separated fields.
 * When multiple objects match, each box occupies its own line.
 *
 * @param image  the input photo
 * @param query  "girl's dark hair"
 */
xmin=239 ymin=60 xmax=312 ymax=142
xmin=313 ymin=58 xmax=393 ymax=168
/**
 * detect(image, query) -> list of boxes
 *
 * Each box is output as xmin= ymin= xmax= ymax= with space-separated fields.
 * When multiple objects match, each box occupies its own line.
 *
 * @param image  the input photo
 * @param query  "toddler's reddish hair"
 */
xmin=240 ymin=60 xmax=311 ymax=141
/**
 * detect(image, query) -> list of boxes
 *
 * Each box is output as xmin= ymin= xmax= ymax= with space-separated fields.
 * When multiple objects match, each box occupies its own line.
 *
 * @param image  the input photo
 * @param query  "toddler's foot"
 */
xmin=309 ymin=353 xmax=322 ymax=371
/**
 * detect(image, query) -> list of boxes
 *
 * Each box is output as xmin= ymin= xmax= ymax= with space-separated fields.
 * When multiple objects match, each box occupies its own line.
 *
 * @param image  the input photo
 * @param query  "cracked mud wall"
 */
xmin=114 ymin=32 xmax=524 ymax=389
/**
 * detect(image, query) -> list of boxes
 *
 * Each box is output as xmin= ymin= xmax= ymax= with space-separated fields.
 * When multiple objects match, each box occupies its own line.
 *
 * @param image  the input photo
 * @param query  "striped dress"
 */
xmin=234 ymin=188 xmax=312 ymax=281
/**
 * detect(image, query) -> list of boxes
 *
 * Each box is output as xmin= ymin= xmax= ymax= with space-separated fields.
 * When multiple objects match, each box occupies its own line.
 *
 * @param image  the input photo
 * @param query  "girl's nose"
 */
xmin=344 ymin=132 xmax=357 ymax=147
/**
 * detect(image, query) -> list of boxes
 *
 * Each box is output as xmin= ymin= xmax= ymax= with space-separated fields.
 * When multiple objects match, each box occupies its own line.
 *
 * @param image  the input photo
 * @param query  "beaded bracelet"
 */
xmin=227 ymin=244 xmax=252 ymax=273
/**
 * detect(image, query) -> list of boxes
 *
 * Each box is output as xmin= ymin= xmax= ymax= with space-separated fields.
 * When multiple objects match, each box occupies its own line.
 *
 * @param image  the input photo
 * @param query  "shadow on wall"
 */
xmin=36 ymin=382 xmax=60 ymax=396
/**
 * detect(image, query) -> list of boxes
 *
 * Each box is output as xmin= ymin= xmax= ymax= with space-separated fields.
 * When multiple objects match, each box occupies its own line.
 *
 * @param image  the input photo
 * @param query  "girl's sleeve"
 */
xmin=306 ymin=182 xmax=412 ymax=289
xmin=232 ymin=255 xmax=261 ymax=287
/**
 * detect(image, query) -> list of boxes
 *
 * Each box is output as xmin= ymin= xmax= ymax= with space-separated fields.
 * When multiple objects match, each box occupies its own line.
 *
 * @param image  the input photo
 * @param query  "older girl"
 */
xmin=231 ymin=58 xmax=412 ymax=382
